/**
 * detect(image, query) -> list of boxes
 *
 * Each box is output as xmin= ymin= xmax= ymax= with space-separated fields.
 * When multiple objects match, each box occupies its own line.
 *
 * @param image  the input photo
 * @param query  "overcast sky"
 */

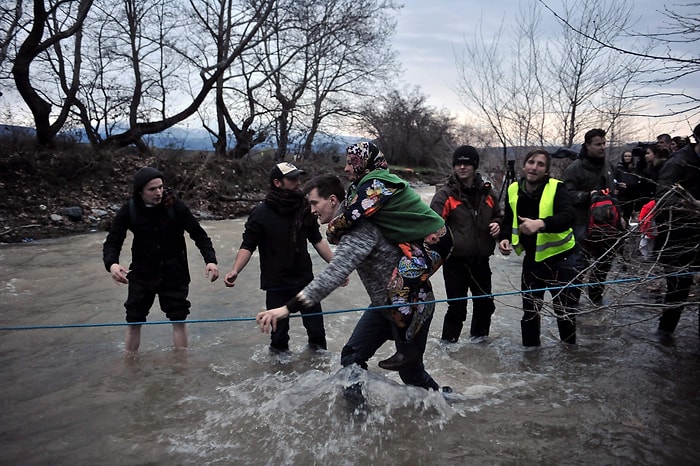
xmin=392 ymin=0 xmax=698 ymax=140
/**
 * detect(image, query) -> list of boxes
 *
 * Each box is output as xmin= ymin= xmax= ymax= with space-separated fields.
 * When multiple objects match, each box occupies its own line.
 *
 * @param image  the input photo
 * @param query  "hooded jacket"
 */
xmin=102 ymin=168 xmax=217 ymax=285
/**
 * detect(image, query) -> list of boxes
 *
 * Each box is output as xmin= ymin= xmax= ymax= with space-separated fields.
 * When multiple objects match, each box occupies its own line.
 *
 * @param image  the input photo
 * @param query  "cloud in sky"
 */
xmin=393 ymin=0 xmax=699 ymax=139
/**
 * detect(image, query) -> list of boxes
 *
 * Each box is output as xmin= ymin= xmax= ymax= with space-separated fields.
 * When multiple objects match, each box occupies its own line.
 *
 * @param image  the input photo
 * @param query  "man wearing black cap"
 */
xmin=653 ymin=123 xmax=700 ymax=341
xmin=430 ymin=146 xmax=503 ymax=343
xmin=103 ymin=167 xmax=220 ymax=354
xmin=224 ymin=162 xmax=334 ymax=351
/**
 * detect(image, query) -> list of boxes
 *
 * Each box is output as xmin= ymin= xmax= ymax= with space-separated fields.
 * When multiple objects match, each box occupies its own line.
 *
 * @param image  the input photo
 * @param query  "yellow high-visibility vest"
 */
xmin=508 ymin=179 xmax=575 ymax=262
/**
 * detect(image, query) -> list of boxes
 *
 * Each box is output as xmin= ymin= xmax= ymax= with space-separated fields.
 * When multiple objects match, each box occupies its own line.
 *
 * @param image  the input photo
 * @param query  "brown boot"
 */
xmin=378 ymin=352 xmax=420 ymax=371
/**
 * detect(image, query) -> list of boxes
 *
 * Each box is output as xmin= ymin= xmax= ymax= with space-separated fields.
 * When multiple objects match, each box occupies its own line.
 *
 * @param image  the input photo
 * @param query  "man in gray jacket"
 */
xmin=256 ymin=174 xmax=442 ymax=391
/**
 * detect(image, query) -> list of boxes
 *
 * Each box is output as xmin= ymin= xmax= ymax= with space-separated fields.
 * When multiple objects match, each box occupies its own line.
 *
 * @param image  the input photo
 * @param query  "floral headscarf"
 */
xmin=346 ymin=141 xmax=388 ymax=177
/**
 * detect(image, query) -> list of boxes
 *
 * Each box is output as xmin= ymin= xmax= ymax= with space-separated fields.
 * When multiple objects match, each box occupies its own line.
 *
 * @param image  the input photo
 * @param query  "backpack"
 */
xmin=638 ymin=199 xmax=657 ymax=239
xmin=587 ymin=188 xmax=622 ymax=239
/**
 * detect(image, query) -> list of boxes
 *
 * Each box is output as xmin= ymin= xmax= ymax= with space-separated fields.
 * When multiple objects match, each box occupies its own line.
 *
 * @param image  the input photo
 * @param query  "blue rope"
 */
xmin=0 ymin=271 xmax=695 ymax=331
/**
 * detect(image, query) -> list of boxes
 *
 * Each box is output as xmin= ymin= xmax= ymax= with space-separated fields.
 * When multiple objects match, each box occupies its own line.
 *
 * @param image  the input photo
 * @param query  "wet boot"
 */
xmin=378 ymin=351 xmax=420 ymax=371
xmin=441 ymin=320 xmax=463 ymax=343
xmin=470 ymin=308 xmax=493 ymax=339
xmin=557 ymin=317 xmax=576 ymax=345
xmin=521 ymin=318 xmax=541 ymax=347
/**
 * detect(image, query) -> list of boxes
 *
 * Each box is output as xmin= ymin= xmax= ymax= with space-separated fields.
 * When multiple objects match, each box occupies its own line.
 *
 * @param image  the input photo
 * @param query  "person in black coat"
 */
xmin=499 ymin=149 xmax=580 ymax=346
xmin=653 ymin=124 xmax=700 ymax=340
xmin=224 ymin=162 xmax=334 ymax=352
xmin=614 ymin=150 xmax=641 ymax=222
xmin=562 ymin=128 xmax=621 ymax=306
xmin=103 ymin=167 xmax=219 ymax=354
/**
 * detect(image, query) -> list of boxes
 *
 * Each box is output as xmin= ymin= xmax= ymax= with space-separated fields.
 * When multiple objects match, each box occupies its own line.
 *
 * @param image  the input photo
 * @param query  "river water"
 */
xmin=1 ymin=194 xmax=699 ymax=465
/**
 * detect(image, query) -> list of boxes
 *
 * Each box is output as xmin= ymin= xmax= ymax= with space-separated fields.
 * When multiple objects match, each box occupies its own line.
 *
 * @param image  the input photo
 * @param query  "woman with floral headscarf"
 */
xmin=326 ymin=141 xmax=453 ymax=371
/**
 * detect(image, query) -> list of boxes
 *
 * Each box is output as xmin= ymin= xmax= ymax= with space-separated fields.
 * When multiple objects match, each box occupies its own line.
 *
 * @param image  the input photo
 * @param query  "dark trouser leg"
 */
xmin=397 ymin=306 xmax=439 ymax=390
xmin=659 ymin=273 xmax=693 ymax=334
xmin=521 ymin=314 xmax=541 ymax=347
xmin=521 ymin=260 xmax=543 ymax=347
xmin=468 ymin=259 xmax=495 ymax=338
xmin=266 ymin=289 xmax=294 ymax=351
xmin=571 ymin=225 xmax=589 ymax=306
xmin=552 ymin=252 xmax=579 ymax=344
xmin=556 ymin=316 xmax=576 ymax=344
xmin=441 ymin=259 xmax=468 ymax=342
xmin=300 ymin=302 xmax=327 ymax=349
xmin=341 ymin=309 xmax=393 ymax=370
xmin=266 ymin=287 xmax=326 ymax=350
xmin=588 ymin=239 xmax=615 ymax=305
xmin=157 ymin=283 xmax=191 ymax=321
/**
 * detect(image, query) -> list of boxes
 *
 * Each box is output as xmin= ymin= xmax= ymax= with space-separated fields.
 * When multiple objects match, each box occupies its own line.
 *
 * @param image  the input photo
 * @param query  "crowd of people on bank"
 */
xmin=102 ymin=123 xmax=700 ymax=393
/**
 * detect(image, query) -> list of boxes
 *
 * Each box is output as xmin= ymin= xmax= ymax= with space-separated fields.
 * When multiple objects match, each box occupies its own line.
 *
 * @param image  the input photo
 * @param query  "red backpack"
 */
xmin=587 ymin=188 xmax=622 ymax=239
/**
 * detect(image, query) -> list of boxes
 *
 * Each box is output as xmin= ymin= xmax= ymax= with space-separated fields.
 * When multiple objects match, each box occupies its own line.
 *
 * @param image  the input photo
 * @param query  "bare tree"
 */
xmin=296 ymin=0 xmax=399 ymax=159
xmin=545 ymin=0 xmax=643 ymax=147
xmin=454 ymin=6 xmax=546 ymax=165
xmin=357 ymin=86 xmax=455 ymax=168
xmin=454 ymin=0 xmax=645 ymax=152
xmin=11 ymin=0 xmax=94 ymax=146
xmin=539 ymin=0 xmax=700 ymax=124
xmin=0 ymin=0 xmax=25 ymax=70
xmin=97 ymin=0 xmax=276 ymax=151
xmin=253 ymin=0 xmax=400 ymax=160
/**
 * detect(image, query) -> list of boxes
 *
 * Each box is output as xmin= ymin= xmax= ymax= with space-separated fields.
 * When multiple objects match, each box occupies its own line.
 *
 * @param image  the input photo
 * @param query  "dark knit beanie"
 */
xmin=133 ymin=167 xmax=164 ymax=196
xmin=452 ymin=145 xmax=479 ymax=169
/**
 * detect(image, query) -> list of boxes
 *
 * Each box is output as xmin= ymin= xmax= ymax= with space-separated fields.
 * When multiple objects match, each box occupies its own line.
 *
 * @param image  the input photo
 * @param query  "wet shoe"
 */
xmin=378 ymin=352 xmax=420 ymax=371
xmin=342 ymin=382 xmax=368 ymax=414
xmin=269 ymin=344 xmax=289 ymax=353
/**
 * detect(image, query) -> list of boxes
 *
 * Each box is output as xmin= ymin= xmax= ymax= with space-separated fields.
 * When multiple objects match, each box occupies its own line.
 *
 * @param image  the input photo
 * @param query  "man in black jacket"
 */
xmin=562 ymin=128 xmax=620 ymax=306
xmin=653 ymin=123 xmax=700 ymax=340
xmin=224 ymin=162 xmax=334 ymax=351
xmin=103 ymin=167 xmax=220 ymax=354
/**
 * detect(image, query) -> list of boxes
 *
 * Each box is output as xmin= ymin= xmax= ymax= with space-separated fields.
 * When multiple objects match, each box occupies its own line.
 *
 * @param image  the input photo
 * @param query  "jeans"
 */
xmin=340 ymin=304 xmax=439 ymax=390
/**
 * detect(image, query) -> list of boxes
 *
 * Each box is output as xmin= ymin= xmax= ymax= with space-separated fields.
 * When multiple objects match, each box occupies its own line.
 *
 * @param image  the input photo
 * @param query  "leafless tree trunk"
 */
xmin=11 ymin=0 xmax=93 ymax=146
xmin=98 ymin=0 xmax=275 ymax=150
xmin=455 ymin=0 xmax=644 ymax=152
xmin=0 ymin=1 xmax=24 ymax=69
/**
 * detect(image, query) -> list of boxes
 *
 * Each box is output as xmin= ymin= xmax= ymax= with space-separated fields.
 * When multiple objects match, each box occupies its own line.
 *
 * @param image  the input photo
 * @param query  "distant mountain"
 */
xmin=0 ymin=123 xmax=368 ymax=154
xmin=0 ymin=124 xmax=36 ymax=141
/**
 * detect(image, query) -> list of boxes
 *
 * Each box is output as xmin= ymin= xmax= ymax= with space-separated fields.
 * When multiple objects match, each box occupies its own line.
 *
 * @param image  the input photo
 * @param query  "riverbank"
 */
xmin=0 ymin=146 xmax=441 ymax=243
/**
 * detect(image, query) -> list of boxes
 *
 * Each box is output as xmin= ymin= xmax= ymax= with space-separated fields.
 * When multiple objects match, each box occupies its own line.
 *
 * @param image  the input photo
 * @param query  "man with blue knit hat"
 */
xmin=430 ymin=146 xmax=503 ymax=343
xmin=103 ymin=166 xmax=220 ymax=354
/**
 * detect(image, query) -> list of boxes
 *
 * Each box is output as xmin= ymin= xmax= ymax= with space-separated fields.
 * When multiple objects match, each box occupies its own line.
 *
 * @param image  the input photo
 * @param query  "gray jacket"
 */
xmin=289 ymin=220 xmax=402 ymax=312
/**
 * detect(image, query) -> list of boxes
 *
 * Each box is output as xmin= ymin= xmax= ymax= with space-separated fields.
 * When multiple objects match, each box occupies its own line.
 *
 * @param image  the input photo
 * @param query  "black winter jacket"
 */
xmin=562 ymin=155 xmax=616 ymax=226
xmin=654 ymin=143 xmax=700 ymax=263
xmin=240 ymin=200 xmax=322 ymax=291
xmin=103 ymin=197 xmax=217 ymax=285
